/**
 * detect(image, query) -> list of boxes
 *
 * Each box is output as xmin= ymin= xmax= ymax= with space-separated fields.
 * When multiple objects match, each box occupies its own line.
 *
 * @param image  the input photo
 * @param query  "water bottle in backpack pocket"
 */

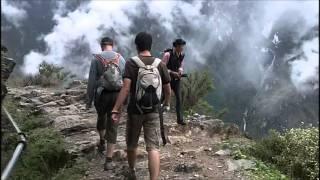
xmin=94 ymin=54 xmax=123 ymax=92
xmin=131 ymin=56 xmax=162 ymax=114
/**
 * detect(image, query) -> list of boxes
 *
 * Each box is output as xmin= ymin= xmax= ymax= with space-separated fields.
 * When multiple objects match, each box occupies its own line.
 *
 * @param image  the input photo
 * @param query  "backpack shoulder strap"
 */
xmin=131 ymin=56 xmax=146 ymax=68
xmin=93 ymin=54 xmax=107 ymax=66
xmin=152 ymin=58 xmax=162 ymax=67
xmin=110 ymin=53 xmax=120 ymax=65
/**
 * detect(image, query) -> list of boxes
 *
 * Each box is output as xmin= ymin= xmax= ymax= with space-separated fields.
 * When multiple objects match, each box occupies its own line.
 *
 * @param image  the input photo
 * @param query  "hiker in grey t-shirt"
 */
xmin=86 ymin=37 xmax=125 ymax=170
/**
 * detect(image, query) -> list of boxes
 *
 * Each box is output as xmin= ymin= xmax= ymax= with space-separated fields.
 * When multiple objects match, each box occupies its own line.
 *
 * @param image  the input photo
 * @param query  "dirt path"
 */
xmin=83 ymin=113 xmax=245 ymax=180
xmin=7 ymin=84 xmax=246 ymax=180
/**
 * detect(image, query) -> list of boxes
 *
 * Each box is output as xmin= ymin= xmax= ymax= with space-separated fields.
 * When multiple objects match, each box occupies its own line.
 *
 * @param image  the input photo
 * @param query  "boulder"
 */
xmin=214 ymin=149 xmax=231 ymax=156
xmin=53 ymin=115 xmax=95 ymax=134
xmin=227 ymin=159 xmax=255 ymax=171
xmin=18 ymin=102 xmax=33 ymax=108
xmin=39 ymin=95 xmax=57 ymax=103
xmin=37 ymin=101 xmax=57 ymax=108
xmin=56 ymin=99 xmax=69 ymax=106
xmin=65 ymin=134 xmax=99 ymax=155
xmin=168 ymin=136 xmax=192 ymax=145
xmin=65 ymin=89 xmax=85 ymax=96
xmin=174 ymin=162 xmax=202 ymax=173
xmin=65 ymin=80 xmax=83 ymax=89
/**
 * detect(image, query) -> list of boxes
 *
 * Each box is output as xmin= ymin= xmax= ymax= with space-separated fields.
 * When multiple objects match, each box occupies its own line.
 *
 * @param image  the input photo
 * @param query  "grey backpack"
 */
xmin=94 ymin=54 xmax=123 ymax=91
xmin=131 ymin=56 xmax=162 ymax=113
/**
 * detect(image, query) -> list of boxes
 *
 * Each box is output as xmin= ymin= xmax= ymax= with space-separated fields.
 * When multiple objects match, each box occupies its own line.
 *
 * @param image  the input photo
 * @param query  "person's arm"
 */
xmin=178 ymin=59 xmax=184 ymax=75
xmin=111 ymin=78 xmax=131 ymax=123
xmin=86 ymin=59 xmax=97 ymax=108
xmin=112 ymin=59 xmax=132 ymax=122
xmin=163 ymin=83 xmax=171 ymax=107
xmin=162 ymin=52 xmax=173 ymax=74
xmin=119 ymin=55 xmax=126 ymax=75
xmin=162 ymin=52 xmax=180 ymax=78
xmin=162 ymin=52 xmax=170 ymax=65
xmin=160 ymin=63 xmax=171 ymax=108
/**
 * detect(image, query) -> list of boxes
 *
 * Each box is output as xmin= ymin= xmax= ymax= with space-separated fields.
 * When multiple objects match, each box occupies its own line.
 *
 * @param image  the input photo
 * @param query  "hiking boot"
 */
xmin=127 ymin=168 xmax=137 ymax=180
xmin=97 ymin=140 xmax=105 ymax=153
xmin=104 ymin=159 xmax=115 ymax=171
xmin=177 ymin=120 xmax=186 ymax=125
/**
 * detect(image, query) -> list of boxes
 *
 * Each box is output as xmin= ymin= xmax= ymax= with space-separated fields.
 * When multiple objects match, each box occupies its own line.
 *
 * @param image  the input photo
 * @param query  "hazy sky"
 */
xmin=1 ymin=0 xmax=319 ymax=93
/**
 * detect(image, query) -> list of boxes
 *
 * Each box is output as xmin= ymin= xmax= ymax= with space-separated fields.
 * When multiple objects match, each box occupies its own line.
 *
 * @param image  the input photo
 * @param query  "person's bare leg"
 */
xmin=127 ymin=148 xmax=138 ymax=169
xmin=106 ymin=143 xmax=115 ymax=158
xmin=147 ymin=150 xmax=160 ymax=180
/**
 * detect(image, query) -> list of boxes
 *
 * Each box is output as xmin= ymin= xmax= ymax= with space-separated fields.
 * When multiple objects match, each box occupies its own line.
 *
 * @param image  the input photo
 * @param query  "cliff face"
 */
xmin=1 ymin=45 xmax=16 ymax=102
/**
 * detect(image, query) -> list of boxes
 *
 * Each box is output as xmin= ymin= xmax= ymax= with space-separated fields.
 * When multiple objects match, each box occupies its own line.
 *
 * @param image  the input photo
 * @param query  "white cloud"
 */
xmin=22 ymin=51 xmax=45 ymax=75
xmin=21 ymin=0 xmax=319 ymax=94
xmin=23 ymin=1 xmax=138 ymax=76
xmin=290 ymin=38 xmax=319 ymax=93
xmin=1 ymin=0 xmax=28 ymax=28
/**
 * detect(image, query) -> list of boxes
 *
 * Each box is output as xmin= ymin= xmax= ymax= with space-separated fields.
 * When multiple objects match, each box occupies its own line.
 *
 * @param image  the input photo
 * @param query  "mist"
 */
xmin=1 ymin=0 xmax=319 ymax=137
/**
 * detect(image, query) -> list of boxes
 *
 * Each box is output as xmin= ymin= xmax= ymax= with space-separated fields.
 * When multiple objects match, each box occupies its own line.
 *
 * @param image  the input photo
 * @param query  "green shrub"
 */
xmin=221 ymin=138 xmax=288 ymax=180
xmin=20 ymin=62 xmax=76 ymax=87
xmin=13 ymin=128 xmax=72 ymax=179
xmin=2 ymin=96 xmax=46 ymax=132
xmin=2 ymin=96 xmax=85 ymax=180
xmin=249 ymin=128 xmax=319 ymax=179
xmin=53 ymin=158 xmax=87 ymax=180
xmin=247 ymin=160 xmax=288 ymax=180
xmin=181 ymin=70 xmax=214 ymax=115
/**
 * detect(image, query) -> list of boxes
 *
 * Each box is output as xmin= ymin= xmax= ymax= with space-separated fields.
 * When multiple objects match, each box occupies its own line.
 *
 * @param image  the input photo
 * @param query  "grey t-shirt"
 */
xmin=86 ymin=50 xmax=126 ymax=105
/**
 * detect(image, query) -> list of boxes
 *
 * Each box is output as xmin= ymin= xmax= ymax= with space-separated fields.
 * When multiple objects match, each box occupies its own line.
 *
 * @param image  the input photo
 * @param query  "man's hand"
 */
xmin=171 ymin=72 xmax=181 ymax=79
xmin=111 ymin=112 xmax=121 ymax=124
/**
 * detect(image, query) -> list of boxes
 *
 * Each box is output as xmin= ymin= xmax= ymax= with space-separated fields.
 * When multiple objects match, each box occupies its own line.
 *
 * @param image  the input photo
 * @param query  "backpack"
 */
xmin=131 ymin=56 xmax=162 ymax=114
xmin=93 ymin=53 xmax=123 ymax=91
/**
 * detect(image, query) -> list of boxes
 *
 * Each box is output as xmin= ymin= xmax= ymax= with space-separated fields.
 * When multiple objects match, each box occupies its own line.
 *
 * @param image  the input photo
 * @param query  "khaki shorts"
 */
xmin=126 ymin=113 xmax=160 ymax=151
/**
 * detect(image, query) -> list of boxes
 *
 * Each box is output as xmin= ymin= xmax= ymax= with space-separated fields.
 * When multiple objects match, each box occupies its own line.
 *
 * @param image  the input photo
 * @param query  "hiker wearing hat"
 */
xmin=162 ymin=38 xmax=187 ymax=125
xmin=86 ymin=37 xmax=126 ymax=170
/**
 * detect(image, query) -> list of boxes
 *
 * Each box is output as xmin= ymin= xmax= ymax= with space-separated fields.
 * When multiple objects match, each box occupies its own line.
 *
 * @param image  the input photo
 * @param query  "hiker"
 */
xmin=86 ymin=37 xmax=126 ymax=170
xmin=111 ymin=32 xmax=171 ymax=180
xmin=162 ymin=38 xmax=187 ymax=125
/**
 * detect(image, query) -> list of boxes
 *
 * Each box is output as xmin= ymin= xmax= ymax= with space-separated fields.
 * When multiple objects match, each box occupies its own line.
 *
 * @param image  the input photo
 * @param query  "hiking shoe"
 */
xmin=177 ymin=121 xmax=186 ymax=125
xmin=127 ymin=168 xmax=137 ymax=180
xmin=104 ymin=160 xmax=115 ymax=171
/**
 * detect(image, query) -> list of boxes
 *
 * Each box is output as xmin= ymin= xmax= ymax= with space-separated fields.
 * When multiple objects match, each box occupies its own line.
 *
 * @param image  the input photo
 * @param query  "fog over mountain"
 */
xmin=1 ymin=0 xmax=318 ymax=137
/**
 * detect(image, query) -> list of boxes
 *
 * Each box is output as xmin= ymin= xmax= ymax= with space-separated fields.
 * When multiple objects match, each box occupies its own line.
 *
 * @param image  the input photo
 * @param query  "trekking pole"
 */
xmin=1 ymin=107 xmax=27 ymax=180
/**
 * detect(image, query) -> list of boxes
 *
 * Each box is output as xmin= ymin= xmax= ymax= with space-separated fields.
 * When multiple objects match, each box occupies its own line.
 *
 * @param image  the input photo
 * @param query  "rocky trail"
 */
xmin=7 ymin=81 xmax=251 ymax=180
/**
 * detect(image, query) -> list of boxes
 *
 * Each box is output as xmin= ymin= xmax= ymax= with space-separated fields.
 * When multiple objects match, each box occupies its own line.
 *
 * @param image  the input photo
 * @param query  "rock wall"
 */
xmin=1 ymin=45 xmax=16 ymax=102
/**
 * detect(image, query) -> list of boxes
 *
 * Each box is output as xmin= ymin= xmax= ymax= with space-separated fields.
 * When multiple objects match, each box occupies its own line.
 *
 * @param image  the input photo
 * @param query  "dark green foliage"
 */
xmin=248 ymin=128 xmax=319 ymax=179
xmin=247 ymin=160 xmax=288 ymax=180
xmin=1 ymin=45 xmax=16 ymax=101
xmin=1 ymin=96 xmax=87 ymax=179
xmin=181 ymin=70 xmax=214 ymax=109
xmin=22 ymin=62 xmax=76 ymax=87
xmin=181 ymin=70 xmax=215 ymax=115
xmin=2 ymin=96 xmax=46 ymax=132
xmin=53 ymin=158 xmax=88 ymax=180
xmin=220 ymin=138 xmax=288 ymax=179
xmin=13 ymin=128 xmax=72 ymax=180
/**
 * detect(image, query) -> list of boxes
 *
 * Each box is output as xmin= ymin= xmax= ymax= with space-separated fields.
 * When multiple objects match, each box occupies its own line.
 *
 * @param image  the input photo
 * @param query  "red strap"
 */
xmin=94 ymin=54 xmax=120 ymax=66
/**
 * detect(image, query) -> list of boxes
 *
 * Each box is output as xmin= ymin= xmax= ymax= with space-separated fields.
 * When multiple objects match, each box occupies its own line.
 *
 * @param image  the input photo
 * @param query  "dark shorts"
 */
xmin=94 ymin=90 xmax=119 ymax=144
xmin=126 ymin=113 xmax=160 ymax=151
